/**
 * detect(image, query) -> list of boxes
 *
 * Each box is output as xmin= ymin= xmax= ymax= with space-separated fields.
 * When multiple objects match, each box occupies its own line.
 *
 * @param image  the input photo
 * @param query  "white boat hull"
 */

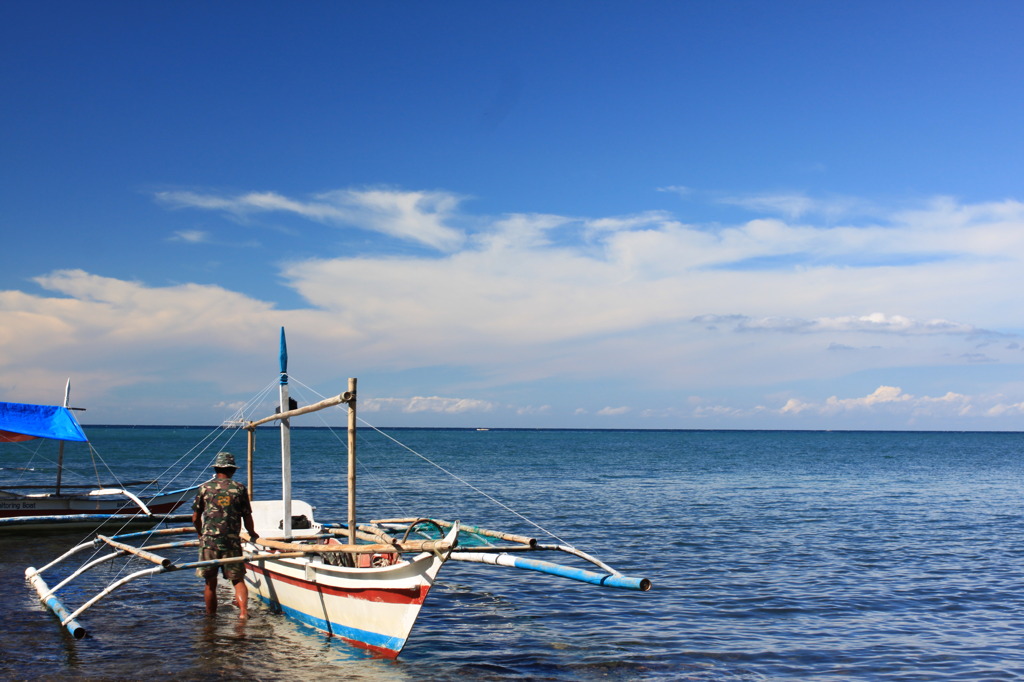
xmin=244 ymin=524 xmax=457 ymax=657
xmin=0 ymin=487 xmax=197 ymax=532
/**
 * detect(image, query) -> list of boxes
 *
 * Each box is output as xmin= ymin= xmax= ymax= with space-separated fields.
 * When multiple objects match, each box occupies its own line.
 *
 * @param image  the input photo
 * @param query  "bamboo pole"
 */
xmin=247 ymin=393 xmax=348 ymax=428
xmin=55 ymin=441 xmax=65 ymax=495
xmin=251 ymin=535 xmax=451 ymax=555
xmin=109 ymin=525 xmax=197 ymax=542
xmin=247 ymin=427 xmax=255 ymax=499
xmin=55 ymin=379 xmax=71 ymax=495
xmin=333 ymin=525 xmax=398 ymax=545
xmin=321 ymin=526 xmax=389 ymax=544
xmin=96 ymin=535 xmax=172 ymax=567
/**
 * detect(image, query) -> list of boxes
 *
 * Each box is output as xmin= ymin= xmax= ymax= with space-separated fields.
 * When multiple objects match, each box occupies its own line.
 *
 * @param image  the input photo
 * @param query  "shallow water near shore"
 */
xmin=3 ymin=427 xmax=1024 ymax=680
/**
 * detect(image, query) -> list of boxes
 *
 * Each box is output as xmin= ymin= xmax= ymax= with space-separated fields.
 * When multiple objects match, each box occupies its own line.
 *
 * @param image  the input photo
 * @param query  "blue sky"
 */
xmin=3 ymin=2 xmax=1024 ymax=429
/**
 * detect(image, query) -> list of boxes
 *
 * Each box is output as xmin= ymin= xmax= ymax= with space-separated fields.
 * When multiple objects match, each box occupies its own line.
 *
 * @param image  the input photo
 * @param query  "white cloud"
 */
xmin=718 ymin=192 xmax=821 ymax=219
xmin=362 ymin=396 xmax=497 ymax=414
xmin=689 ymin=385 xmax=1024 ymax=426
xmin=822 ymin=385 xmax=912 ymax=412
xmin=157 ymin=187 xmax=466 ymax=251
xmin=5 ymin=190 xmax=1024 ymax=427
xmin=656 ymin=185 xmax=693 ymax=197
xmin=170 ymin=229 xmax=210 ymax=243
xmin=0 ymin=269 xmax=306 ymax=404
xmin=714 ymin=191 xmax=873 ymax=222
xmin=694 ymin=313 xmax=987 ymax=336
xmin=596 ymin=406 xmax=631 ymax=416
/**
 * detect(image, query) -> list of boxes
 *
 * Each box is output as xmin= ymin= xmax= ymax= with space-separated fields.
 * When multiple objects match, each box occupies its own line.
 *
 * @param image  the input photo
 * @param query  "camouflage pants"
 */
xmin=196 ymin=536 xmax=246 ymax=581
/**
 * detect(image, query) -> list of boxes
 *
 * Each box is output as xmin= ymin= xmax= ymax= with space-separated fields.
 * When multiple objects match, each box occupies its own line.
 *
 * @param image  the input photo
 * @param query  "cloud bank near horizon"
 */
xmin=3 ymin=186 xmax=1024 ymax=428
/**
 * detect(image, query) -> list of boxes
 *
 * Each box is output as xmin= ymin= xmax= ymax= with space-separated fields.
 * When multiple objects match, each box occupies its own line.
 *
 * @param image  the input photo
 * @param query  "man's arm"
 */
xmin=192 ymin=493 xmax=203 ymax=535
xmin=243 ymin=512 xmax=258 ymax=541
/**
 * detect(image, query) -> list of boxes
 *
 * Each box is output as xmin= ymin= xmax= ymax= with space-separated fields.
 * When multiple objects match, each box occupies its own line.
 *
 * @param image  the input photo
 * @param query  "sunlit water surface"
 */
xmin=3 ymin=428 xmax=1023 ymax=680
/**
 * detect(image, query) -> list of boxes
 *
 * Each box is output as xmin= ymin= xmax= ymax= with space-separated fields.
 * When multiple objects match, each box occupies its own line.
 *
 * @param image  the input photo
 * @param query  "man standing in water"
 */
xmin=192 ymin=452 xmax=259 ymax=619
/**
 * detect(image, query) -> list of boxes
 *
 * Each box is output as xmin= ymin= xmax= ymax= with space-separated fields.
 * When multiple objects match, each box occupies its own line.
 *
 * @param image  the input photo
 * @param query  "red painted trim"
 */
xmin=337 ymin=636 xmax=402 ymax=659
xmin=248 ymin=563 xmax=430 ymax=605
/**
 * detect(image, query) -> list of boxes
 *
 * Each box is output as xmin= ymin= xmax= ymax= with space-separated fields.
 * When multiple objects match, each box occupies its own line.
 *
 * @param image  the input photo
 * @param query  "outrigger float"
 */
xmin=26 ymin=329 xmax=651 ymax=658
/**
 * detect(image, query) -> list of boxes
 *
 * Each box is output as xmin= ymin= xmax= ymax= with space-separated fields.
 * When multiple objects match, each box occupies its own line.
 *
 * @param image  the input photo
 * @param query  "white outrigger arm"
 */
xmin=86 ymin=488 xmax=154 ymax=516
xmin=24 ymin=522 xmax=461 ymax=640
xmin=23 ymin=526 xmax=308 ymax=639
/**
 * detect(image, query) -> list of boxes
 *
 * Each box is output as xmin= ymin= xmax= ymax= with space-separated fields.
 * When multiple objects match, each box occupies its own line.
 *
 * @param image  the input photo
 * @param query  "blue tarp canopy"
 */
xmin=0 ymin=402 xmax=88 ymax=442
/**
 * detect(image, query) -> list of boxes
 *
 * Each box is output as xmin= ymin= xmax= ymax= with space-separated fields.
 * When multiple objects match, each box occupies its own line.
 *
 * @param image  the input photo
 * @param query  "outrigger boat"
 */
xmin=25 ymin=329 xmax=650 ymax=657
xmin=1 ymin=384 xmax=197 ymax=532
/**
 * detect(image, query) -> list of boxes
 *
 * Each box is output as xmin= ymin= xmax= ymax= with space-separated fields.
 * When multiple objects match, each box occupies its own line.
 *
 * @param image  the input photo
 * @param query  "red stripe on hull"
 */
xmin=248 ymin=563 xmax=430 ymax=605
xmin=337 ymin=636 xmax=402 ymax=659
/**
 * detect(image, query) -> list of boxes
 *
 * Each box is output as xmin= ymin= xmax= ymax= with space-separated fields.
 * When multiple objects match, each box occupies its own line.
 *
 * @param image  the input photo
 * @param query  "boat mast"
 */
xmin=55 ymin=379 xmax=71 ymax=495
xmin=347 ymin=377 xmax=357 ymax=546
xmin=243 ymin=329 xmax=356 ymax=541
xmin=279 ymin=328 xmax=293 ymax=539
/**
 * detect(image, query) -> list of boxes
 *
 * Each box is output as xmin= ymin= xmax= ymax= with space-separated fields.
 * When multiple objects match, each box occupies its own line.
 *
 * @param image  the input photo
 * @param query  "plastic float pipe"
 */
xmin=450 ymin=552 xmax=652 ymax=591
xmin=25 ymin=568 xmax=86 ymax=639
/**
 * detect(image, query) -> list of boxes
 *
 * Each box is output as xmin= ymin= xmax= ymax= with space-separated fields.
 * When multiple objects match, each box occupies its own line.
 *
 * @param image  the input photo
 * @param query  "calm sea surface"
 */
xmin=2 ymin=427 xmax=1024 ymax=680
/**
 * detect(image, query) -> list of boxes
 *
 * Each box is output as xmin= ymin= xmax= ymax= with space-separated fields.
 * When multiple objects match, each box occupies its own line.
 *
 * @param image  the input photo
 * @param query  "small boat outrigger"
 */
xmin=1 ymin=383 xmax=197 ymax=533
xmin=25 ymin=329 xmax=650 ymax=657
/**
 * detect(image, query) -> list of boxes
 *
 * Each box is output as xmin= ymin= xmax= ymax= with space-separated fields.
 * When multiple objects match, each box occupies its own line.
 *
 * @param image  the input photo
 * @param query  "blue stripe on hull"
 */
xmin=250 ymin=590 xmax=406 ymax=655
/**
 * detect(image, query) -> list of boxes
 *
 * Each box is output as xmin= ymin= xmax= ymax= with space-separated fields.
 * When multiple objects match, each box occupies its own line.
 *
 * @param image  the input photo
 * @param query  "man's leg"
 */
xmin=232 ymin=578 xmax=249 ymax=619
xmin=204 ymin=572 xmax=219 ymax=615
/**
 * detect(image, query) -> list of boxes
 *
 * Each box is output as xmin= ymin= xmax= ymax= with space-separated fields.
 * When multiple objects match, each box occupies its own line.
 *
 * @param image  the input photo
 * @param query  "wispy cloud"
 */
xmin=362 ymin=396 xmax=497 ymax=414
xmin=693 ymin=313 xmax=991 ymax=337
xmin=714 ymin=191 xmax=870 ymax=221
xmin=156 ymin=187 xmax=466 ymax=251
xmin=169 ymin=229 xmax=210 ymax=243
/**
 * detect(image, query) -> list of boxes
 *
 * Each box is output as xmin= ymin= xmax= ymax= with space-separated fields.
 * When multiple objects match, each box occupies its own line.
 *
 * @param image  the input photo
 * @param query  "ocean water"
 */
xmin=3 ymin=427 xmax=1024 ymax=680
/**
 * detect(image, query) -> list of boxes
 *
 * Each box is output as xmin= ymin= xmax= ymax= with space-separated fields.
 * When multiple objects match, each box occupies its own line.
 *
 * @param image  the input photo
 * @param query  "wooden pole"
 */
xmin=247 ymin=428 xmax=255 ymax=499
xmin=55 ymin=379 xmax=71 ymax=495
xmin=251 ymin=535 xmax=451 ymax=555
xmin=248 ymin=393 xmax=347 ymax=427
xmin=347 ymin=377 xmax=357 ymax=547
xmin=96 ymin=535 xmax=172 ymax=567
xmin=55 ymin=442 xmax=65 ymax=495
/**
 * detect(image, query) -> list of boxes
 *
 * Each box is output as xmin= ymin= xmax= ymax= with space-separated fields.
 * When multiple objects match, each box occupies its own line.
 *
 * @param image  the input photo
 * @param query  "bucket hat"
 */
xmin=212 ymin=451 xmax=237 ymax=469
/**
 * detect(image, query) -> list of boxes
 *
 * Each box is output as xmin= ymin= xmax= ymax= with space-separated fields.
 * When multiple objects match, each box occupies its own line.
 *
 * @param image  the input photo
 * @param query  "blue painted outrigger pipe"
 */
xmin=509 ymin=555 xmax=651 ymax=591
xmin=450 ymin=552 xmax=652 ymax=591
xmin=25 ymin=568 xmax=86 ymax=639
xmin=42 ymin=591 xmax=85 ymax=639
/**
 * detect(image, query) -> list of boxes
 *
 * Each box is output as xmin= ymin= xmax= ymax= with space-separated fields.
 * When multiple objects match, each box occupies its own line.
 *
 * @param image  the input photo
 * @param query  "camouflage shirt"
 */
xmin=192 ymin=478 xmax=252 ymax=552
